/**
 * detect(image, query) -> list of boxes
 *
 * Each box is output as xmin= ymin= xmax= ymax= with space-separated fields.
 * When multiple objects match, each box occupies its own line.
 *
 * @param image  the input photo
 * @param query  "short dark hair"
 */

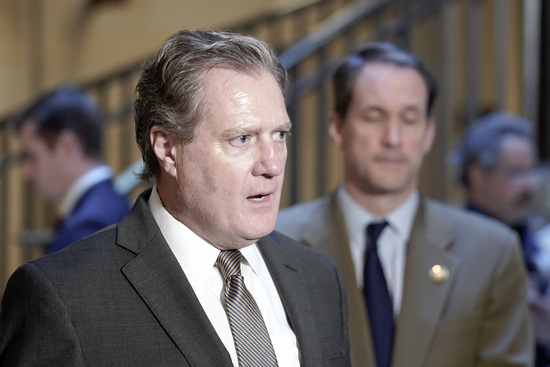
xmin=450 ymin=112 xmax=535 ymax=188
xmin=134 ymin=29 xmax=288 ymax=180
xmin=333 ymin=41 xmax=438 ymax=119
xmin=14 ymin=84 xmax=104 ymax=158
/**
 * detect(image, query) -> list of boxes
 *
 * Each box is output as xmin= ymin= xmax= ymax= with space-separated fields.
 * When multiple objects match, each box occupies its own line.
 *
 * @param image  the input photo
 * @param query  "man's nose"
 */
xmin=382 ymin=121 xmax=402 ymax=147
xmin=252 ymin=142 xmax=285 ymax=177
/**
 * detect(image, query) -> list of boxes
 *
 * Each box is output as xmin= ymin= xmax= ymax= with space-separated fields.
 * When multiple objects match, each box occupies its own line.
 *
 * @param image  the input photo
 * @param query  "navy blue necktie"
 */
xmin=363 ymin=221 xmax=393 ymax=367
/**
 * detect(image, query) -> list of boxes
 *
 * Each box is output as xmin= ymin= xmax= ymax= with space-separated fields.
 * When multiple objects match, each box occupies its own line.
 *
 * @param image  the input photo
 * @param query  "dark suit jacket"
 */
xmin=276 ymin=191 xmax=534 ymax=367
xmin=0 ymin=189 xmax=350 ymax=367
xmin=48 ymin=179 xmax=130 ymax=253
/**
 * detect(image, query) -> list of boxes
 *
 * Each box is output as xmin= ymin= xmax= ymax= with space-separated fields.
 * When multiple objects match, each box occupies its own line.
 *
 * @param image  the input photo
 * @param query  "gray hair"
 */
xmin=134 ymin=29 xmax=288 ymax=180
xmin=450 ymin=112 xmax=535 ymax=188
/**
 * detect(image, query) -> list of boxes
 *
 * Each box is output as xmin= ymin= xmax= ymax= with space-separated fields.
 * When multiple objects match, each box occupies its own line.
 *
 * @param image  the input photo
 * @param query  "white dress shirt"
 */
xmin=337 ymin=185 xmax=418 ymax=316
xmin=59 ymin=165 xmax=113 ymax=218
xmin=148 ymin=186 xmax=300 ymax=366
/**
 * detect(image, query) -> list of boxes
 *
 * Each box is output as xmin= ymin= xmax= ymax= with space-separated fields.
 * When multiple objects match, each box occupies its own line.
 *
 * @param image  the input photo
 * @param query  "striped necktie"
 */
xmin=217 ymin=250 xmax=278 ymax=367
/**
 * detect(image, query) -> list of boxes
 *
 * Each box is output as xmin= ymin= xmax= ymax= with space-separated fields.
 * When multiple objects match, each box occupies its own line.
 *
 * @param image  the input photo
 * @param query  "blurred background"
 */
xmin=0 ymin=0 xmax=548 ymax=295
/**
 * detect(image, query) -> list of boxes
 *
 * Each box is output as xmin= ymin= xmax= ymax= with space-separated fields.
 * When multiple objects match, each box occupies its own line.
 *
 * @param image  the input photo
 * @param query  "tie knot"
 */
xmin=216 ymin=250 xmax=243 ymax=279
xmin=366 ymin=220 xmax=388 ymax=246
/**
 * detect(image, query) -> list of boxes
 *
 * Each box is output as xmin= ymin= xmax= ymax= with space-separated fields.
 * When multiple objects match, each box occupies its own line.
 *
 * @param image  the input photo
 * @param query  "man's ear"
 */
xmin=55 ymin=129 xmax=82 ymax=157
xmin=150 ymin=126 xmax=178 ymax=178
xmin=422 ymin=117 xmax=436 ymax=155
xmin=328 ymin=112 xmax=344 ymax=149
xmin=467 ymin=163 xmax=485 ymax=190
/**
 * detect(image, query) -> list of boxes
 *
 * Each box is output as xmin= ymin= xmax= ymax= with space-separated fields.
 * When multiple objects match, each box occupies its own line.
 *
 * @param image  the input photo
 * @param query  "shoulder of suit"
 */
xmin=267 ymin=230 xmax=339 ymax=268
xmin=423 ymin=198 xmax=518 ymax=244
xmin=80 ymin=180 xmax=130 ymax=208
xmin=276 ymin=194 xmax=331 ymax=232
xmin=278 ymin=194 xmax=330 ymax=217
xmin=32 ymin=224 xmax=122 ymax=272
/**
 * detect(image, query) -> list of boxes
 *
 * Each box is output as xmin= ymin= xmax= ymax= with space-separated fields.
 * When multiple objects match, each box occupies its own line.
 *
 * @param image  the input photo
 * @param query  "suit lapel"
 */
xmin=116 ymin=190 xmax=232 ymax=366
xmin=257 ymin=235 xmax=323 ymax=367
xmin=392 ymin=199 xmax=459 ymax=367
xmin=299 ymin=192 xmax=374 ymax=367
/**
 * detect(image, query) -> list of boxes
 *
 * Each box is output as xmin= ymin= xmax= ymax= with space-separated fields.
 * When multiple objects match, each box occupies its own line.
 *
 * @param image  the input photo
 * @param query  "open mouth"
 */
xmin=248 ymin=194 xmax=268 ymax=201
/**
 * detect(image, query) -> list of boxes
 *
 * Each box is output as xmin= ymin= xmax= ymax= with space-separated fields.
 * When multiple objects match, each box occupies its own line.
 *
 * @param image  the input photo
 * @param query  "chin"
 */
xmin=253 ymin=227 xmax=275 ymax=239
xmin=244 ymin=224 xmax=275 ymax=241
xmin=367 ymin=183 xmax=407 ymax=195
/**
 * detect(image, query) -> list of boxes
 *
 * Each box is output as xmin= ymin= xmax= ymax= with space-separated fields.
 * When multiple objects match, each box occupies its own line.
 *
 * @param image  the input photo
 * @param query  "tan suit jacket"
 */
xmin=276 ymin=191 xmax=534 ymax=367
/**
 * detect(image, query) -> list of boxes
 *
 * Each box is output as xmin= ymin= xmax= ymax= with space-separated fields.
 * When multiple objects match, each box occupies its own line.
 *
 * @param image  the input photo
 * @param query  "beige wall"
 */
xmin=0 ymin=0 xmax=314 ymax=116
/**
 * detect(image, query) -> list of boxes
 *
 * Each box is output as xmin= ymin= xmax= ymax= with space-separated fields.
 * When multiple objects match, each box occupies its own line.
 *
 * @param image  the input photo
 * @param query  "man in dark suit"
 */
xmin=276 ymin=42 xmax=533 ymax=366
xmin=14 ymin=85 xmax=130 ymax=253
xmin=0 ymin=30 xmax=350 ymax=366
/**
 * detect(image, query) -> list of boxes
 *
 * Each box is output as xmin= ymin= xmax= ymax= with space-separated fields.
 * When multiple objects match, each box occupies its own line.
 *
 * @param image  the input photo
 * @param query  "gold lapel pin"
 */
xmin=429 ymin=264 xmax=449 ymax=284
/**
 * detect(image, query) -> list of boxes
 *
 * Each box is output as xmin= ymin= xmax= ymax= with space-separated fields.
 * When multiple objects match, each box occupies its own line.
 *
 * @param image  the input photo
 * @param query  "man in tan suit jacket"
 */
xmin=276 ymin=42 xmax=533 ymax=367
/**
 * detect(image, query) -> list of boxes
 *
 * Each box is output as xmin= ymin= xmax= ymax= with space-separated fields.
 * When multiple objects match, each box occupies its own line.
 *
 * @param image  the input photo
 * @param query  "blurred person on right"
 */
xmin=451 ymin=111 xmax=550 ymax=366
xmin=277 ymin=42 xmax=533 ymax=367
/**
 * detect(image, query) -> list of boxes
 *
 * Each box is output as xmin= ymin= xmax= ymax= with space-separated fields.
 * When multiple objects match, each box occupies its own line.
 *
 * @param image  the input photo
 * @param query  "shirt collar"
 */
xmin=59 ymin=165 xmax=113 ymax=217
xmin=387 ymin=190 xmax=418 ymax=242
xmin=337 ymin=184 xmax=419 ymax=241
xmin=148 ymin=186 xmax=262 ymax=286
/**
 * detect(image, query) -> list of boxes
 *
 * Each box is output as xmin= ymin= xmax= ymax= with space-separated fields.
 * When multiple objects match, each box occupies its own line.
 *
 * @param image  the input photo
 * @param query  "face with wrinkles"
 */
xmin=330 ymin=62 xmax=435 ymax=202
xmin=153 ymin=67 xmax=290 ymax=250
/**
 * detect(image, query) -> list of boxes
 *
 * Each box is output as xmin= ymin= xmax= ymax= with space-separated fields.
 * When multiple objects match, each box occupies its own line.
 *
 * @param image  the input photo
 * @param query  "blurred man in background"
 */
xmin=451 ymin=112 xmax=542 ymax=272
xmin=451 ymin=112 xmax=550 ymax=366
xmin=14 ymin=84 xmax=130 ymax=253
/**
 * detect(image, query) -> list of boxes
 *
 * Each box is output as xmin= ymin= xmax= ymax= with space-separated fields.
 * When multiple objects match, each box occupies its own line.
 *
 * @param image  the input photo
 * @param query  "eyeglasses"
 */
xmin=493 ymin=167 xmax=541 ymax=187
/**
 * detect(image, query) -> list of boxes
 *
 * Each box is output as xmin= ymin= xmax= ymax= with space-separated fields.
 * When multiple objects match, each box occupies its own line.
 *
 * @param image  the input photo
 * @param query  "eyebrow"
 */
xmin=401 ymin=105 xmax=423 ymax=113
xmin=279 ymin=121 xmax=292 ymax=131
xmin=220 ymin=121 xmax=292 ymax=139
xmin=362 ymin=104 xmax=422 ymax=112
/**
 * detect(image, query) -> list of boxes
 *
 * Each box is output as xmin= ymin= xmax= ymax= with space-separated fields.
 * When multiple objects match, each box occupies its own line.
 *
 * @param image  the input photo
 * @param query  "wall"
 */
xmin=0 ymin=0 xmax=314 ymax=116
xmin=0 ymin=0 xmax=320 ymax=295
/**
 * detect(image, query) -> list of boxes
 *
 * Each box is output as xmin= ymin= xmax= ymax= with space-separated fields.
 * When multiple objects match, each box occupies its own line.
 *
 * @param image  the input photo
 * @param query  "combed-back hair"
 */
xmin=134 ymin=29 xmax=288 ymax=180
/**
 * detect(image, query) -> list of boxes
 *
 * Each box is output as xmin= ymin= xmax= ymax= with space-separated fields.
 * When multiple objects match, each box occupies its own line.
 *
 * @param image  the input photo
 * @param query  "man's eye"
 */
xmin=402 ymin=117 xmax=419 ymax=125
xmin=274 ymin=131 xmax=288 ymax=141
xmin=364 ymin=113 xmax=382 ymax=123
xmin=231 ymin=135 xmax=249 ymax=146
xmin=401 ymin=110 xmax=422 ymax=125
